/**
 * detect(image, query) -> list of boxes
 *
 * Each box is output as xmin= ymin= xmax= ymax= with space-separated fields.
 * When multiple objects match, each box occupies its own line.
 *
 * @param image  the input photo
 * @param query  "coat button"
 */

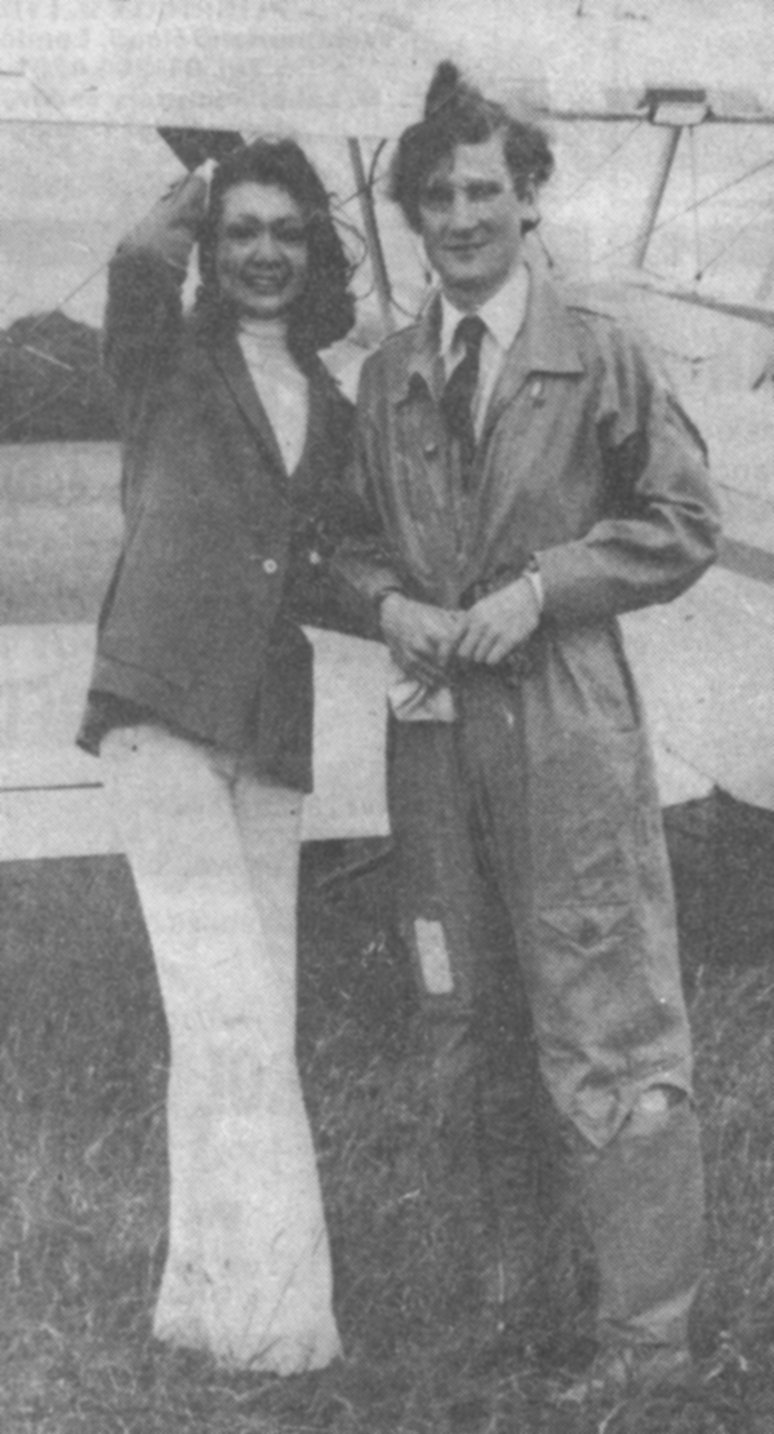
xmin=262 ymin=558 xmax=278 ymax=575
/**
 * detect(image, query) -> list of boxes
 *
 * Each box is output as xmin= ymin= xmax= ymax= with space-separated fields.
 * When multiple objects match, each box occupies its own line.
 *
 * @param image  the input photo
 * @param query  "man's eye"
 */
xmin=421 ymin=185 xmax=453 ymax=209
xmin=468 ymin=183 xmax=502 ymax=201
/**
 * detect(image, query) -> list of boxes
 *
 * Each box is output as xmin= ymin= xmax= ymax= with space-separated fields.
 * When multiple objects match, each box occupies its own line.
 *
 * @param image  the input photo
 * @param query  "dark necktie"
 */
xmin=440 ymin=314 xmax=487 ymax=492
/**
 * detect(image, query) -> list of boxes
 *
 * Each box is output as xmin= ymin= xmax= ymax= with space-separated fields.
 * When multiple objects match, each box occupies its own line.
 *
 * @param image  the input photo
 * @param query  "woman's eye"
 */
xmin=223 ymin=223 xmax=307 ymax=245
xmin=273 ymin=225 xmax=307 ymax=245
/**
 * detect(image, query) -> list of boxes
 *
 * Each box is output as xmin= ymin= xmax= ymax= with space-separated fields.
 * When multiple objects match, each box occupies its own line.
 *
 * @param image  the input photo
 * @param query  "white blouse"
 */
xmin=238 ymin=318 xmax=309 ymax=475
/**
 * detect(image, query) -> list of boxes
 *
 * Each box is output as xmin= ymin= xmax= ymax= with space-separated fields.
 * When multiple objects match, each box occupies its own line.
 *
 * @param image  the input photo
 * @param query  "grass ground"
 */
xmin=1 ymin=817 xmax=774 ymax=1434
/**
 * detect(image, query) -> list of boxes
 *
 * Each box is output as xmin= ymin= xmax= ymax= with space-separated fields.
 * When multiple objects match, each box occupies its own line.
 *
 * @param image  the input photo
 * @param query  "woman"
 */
xmin=78 ymin=139 xmax=356 ymax=1373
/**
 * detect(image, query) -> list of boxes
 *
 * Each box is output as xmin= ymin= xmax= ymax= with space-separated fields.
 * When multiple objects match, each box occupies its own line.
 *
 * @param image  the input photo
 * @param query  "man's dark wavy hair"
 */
xmin=195 ymin=138 xmax=356 ymax=367
xmin=391 ymin=61 xmax=554 ymax=233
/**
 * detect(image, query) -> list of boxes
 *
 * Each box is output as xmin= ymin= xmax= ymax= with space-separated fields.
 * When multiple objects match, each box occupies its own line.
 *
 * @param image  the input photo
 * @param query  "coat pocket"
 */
xmin=533 ymin=901 xmax=682 ymax=1066
xmin=532 ymin=902 xmax=644 ymax=1065
xmin=529 ymin=901 xmax=678 ymax=1142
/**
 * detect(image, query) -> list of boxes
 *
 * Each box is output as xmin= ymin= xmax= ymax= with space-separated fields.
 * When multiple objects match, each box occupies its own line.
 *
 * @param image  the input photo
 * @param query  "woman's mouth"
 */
xmin=242 ymin=268 xmax=289 ymax=292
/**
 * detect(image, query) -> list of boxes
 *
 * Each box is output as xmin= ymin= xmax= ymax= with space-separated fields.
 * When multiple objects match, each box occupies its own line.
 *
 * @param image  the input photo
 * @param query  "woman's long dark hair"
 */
xmin=195 ymin=138 xmax=356 ymax=368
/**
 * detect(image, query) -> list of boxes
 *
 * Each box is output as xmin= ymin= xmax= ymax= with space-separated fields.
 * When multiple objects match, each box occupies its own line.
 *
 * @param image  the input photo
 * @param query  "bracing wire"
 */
xmin=689 ymin=126 xmax=701 ymax=281
xmin=590 ymin=149 xmax=774 ymax=270
xmin=0 ymin=373 xmax=83 ymax=443
xmin=12 ymin=123 xmax=774 ymax=433
xmin=0 ymin=132 xmax=384 ymax=434
xmin=3 ymin=127 xmax=387 ymax=354
xmin=695 ymin=193 xmax=774 ymax=281
xmin=0 ymin=131 xmax=196 ymax=378
xmin=367 ymin=139 xmax=389 ymax=195
xmin=334 ymin=137 xmax=423 ymax=322
xmin=554 ymin=118 xmax=645 ymax=211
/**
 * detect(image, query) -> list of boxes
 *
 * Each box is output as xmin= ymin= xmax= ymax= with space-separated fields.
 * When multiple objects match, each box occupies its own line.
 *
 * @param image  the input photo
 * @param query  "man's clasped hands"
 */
xmin=380 ymin=576 xmax=541 ymax=689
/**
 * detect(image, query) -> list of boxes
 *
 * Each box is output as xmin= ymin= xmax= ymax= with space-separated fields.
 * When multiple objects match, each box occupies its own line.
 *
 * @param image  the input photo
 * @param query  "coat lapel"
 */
xmin=287 ymin=359 xmax=351 ymax=497
xmin=480 ymin=267 xmax=586 ymax=449
xmin=210 ymin=337 xmax=288 ymax=480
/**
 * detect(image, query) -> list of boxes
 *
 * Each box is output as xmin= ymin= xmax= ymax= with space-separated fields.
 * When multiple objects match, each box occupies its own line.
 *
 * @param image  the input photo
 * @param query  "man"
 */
xmin=335 ymin=62 xmax=719 ymax=1405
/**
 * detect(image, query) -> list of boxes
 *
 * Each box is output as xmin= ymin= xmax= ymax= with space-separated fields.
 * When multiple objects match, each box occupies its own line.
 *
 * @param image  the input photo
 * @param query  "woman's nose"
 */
xmin=250 ymin=227 xmax=281 ymax=260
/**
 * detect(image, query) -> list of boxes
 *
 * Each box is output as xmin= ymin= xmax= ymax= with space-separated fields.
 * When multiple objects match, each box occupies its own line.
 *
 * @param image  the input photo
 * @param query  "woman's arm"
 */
xmin=103 ymin=172 xmax=208 ymax=401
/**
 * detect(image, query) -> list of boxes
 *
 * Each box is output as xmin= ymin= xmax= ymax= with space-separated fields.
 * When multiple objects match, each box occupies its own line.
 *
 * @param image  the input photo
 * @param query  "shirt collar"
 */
xmin=439 ymin=263 xmax=530 ymax=361
xmin=395 ymin=258 xmax=585 ymax=404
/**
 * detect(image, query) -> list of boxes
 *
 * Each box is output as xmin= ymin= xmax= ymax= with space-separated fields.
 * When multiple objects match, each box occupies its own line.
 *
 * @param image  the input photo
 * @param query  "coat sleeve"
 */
xmin=331 ymin=358 xmax=410 ymax=611
xmin=536 ymin=319 xmax=721 ymax=625
xmin=103 ymin=172 xmax=207 ymax=406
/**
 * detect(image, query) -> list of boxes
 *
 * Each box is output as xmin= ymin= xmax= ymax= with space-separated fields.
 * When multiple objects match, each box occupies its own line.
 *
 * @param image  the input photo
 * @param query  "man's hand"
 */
xmin=455 ymin=578 xmax=540 ymax=666
xmin=380 ymin=593 xmax=464 ymax=686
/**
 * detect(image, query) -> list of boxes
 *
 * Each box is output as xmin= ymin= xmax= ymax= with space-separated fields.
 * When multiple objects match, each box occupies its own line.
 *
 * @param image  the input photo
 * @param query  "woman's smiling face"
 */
xmin=214 ymin=181 xmax=310 ymax=322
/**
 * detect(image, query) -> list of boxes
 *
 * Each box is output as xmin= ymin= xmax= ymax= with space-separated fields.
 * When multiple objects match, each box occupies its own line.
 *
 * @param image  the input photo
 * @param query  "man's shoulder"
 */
xmin=556 ymin=278 xmax=634 ymax=334
xmin=550 ymin=276 xmax=656 ymax=370
xmin=364 ymin=319 xmax=424 ymax=366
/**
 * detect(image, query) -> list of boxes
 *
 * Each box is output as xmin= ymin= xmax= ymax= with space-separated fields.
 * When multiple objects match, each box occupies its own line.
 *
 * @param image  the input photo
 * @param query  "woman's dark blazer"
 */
xmin=80 ymin=236 xmax=354 ymax=791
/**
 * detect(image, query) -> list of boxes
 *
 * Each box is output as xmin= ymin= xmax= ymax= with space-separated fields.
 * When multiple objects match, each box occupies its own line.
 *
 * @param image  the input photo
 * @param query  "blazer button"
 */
xmin=262 ymin=558 xmax=278 ymax=575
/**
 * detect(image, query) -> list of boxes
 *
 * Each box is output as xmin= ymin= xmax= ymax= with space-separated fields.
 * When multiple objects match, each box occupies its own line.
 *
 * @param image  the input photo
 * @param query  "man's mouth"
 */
xmin=444 ymin=240 xmax=486 ymax=259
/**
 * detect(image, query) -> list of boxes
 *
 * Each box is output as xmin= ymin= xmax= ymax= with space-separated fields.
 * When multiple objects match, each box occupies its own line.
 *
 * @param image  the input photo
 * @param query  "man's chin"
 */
xmin=440 ymin=271 xmax=497 ymax=308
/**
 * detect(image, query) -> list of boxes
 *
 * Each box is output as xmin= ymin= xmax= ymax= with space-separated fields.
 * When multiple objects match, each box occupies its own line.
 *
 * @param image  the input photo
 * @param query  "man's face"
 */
xmin=215 ymin=181 xmax=309 ymax=322
xmin=417 ymin=133 xmax=538 ymax=309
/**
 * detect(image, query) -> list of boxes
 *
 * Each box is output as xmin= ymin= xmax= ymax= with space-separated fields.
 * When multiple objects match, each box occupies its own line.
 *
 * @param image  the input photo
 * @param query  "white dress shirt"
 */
xmin=439 ymin=263 xmax=529 ymax=438
xmin=438 ymin=263 xmax=543 ymax=614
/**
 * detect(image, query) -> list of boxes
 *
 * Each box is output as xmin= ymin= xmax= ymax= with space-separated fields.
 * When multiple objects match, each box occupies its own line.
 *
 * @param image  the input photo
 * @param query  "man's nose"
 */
xmin=447 ymin=191 xmax=477 ymax=230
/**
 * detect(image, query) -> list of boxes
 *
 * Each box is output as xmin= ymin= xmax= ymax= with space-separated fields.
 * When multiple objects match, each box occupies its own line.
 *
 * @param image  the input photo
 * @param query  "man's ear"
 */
xmin=520 ymin=179 xmax=541 ymax=234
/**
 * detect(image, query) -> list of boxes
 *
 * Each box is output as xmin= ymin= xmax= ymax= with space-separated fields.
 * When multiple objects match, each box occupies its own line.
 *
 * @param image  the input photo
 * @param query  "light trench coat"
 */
xmin=335 ymin=266 xmax=721 ymax=1147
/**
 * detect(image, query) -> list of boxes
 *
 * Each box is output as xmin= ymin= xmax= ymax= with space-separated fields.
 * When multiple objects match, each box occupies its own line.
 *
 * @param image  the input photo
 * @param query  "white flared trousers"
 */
xmin=100 ymin=723 xmax=341 ymax=1373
